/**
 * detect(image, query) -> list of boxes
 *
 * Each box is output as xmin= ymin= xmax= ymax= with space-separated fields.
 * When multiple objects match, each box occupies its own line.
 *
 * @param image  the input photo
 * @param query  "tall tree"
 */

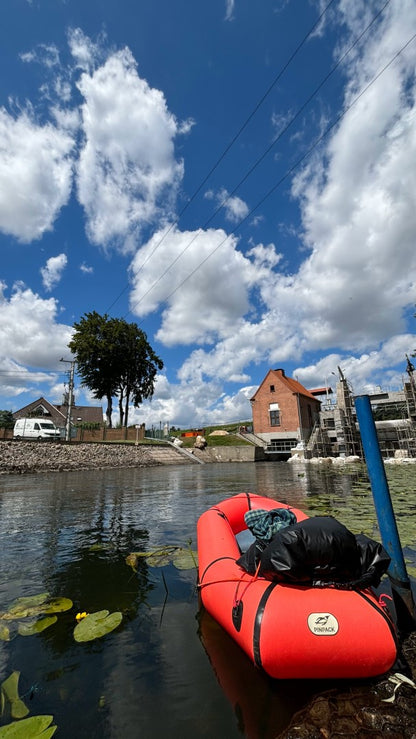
xmin=115 ymin=321 xmax=164 ymax=428
xmin=0 ymin=410 xmax=15 ymax=429
xmin=68 ymin=312 xmax=163 ymax=428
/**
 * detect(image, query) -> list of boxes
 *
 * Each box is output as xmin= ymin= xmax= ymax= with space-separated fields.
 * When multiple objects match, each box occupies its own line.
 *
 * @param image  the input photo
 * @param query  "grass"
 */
xmin=169 ymin=421 xmax=253 ymax=448
xmin=91 ymin=421 xmax=253 ymax=448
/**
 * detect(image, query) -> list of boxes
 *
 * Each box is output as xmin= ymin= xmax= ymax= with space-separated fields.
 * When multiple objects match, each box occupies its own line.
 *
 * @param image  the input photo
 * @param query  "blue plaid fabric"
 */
xmin=244 ymin=507 xmax=296 ymax=542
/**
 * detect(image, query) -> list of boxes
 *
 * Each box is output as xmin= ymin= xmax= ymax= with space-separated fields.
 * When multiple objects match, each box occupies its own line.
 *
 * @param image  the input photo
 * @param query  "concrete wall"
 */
xmin=192 ymin=446 xmax=257 ymax=463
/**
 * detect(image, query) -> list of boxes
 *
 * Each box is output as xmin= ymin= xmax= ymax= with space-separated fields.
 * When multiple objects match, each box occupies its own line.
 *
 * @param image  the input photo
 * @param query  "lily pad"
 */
xmin=0 ymin=715 xmax=56 ymax=738
xmin=1 ymin=671 xmax=29 ymax=719
xmin=0 ymin=622 xmax=10 ymax=642
xmin=1 ymin=594 xmax=49 ymax=620
xmin=18 ymin=616 xmax=58 ymax=636
xmin=171 ymin=549 xmax=198 ymax=570
xmin=73 ymin=610 xmax=122 ymax=642
xmin=0 ymin=597 xmax=72 ymax=621
xmin=126 ymin=545 xmax=199 ymax=570
xmin=40 ymin=598 xmax=73 ymax=615
xmin=145 ymin=552 xmax=172 ymax=567
xmin=125 ymin=552 xmax=148 ymax=572
xmin=8 ymin=593 xmax=50 ymax=610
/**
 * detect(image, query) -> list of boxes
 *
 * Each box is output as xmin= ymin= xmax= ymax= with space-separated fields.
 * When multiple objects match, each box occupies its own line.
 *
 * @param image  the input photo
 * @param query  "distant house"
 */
xmin=250 ymin=368 xmax=321 ymax=456
xmin=13 ymin=396 xmax=104 ymax=429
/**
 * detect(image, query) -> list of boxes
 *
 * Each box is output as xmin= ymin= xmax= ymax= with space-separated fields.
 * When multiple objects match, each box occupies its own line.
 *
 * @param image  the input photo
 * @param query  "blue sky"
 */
xmin=1 ymin=0 xmax=416 ymax=428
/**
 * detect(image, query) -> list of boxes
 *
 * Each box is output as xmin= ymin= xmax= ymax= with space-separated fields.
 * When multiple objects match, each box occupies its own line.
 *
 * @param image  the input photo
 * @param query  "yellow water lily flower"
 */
xmin=75 ymin=612 xmax=89 ymax=621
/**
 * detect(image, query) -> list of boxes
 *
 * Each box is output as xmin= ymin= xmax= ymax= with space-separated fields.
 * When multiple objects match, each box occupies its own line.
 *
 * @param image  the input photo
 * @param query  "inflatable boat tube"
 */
xmin=197 ymin=493 xmax=397 ymax=679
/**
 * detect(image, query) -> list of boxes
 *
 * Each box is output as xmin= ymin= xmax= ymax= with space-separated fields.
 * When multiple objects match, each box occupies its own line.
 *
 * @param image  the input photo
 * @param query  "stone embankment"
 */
xmin=0 ymin=440 xmax=190 ymax=475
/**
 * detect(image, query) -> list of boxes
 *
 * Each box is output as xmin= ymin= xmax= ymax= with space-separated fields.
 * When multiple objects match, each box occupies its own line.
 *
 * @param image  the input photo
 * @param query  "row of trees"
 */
xmin=69 ymin=312 xmax=163 ymax=428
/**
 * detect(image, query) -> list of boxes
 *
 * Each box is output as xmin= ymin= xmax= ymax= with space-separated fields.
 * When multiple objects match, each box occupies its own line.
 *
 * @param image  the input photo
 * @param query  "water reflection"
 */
xmin=198 ymin=608 xmax=327 ymax=739
xmin=0 ymin=462 xmax=415 ymax=738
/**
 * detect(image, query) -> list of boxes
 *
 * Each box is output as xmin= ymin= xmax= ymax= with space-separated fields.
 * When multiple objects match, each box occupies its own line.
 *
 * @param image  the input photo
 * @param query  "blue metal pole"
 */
xmin=355 ymin=395 xmax=416 ymax=633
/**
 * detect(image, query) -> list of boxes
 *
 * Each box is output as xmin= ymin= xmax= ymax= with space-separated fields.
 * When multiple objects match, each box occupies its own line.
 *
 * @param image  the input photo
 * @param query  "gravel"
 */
xmin=0 ymin=440 xmax=158 ymax=474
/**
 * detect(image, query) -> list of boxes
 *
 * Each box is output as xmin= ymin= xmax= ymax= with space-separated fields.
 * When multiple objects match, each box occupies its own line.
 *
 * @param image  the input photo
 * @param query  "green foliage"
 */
xmin=0 ymin=410 xmax=14 ymax=429
xmin=73 ymin=610 xmax=122 ymax=642
xmin=0 ymin=715 xmax=57 ymax=738
xmin=0 ymin=594 xmax=73 ymax=621
xmin=0 ymin=593 xmax=73 ymax=641
xmin=17 ymin=616 xmax=57 ymax=636
xmin=69 ymin=312 xmax=163 ymax=427
xmin=1 ymin=671 xmax=29 ymax=720
xmin=126 ymin=545 xmax=198 ymax=571
xmin=169 ymin=421 xmax=252 ymax=448
xmin=171 ymin=426 xmax=252 ymax=448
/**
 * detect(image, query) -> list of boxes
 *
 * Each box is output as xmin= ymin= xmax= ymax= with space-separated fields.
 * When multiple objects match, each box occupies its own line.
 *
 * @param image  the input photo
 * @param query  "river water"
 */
xmin=1 ymin=461 xmax=416 ymax=738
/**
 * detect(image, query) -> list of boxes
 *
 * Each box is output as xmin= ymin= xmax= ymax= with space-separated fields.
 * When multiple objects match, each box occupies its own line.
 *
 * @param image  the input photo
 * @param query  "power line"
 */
xmin=132 ymin=30 xmax=416 ymax=313
xmin=126 ymin=0 xmax=393 ymax=317
xmin=105 ymin=0 xmax=337 ymax=313
xmin=0 ymin=369 xmax=68 ymax=376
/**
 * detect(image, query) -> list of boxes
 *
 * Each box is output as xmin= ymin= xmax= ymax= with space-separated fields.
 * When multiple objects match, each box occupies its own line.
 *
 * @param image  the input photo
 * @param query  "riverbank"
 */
xmin=0 ymin=440 xmax=165 ymax=474
xmin=2 ymin=440 xmax=415 ymax=474
xmin=0 ymin=438 xmax=261 ymax=474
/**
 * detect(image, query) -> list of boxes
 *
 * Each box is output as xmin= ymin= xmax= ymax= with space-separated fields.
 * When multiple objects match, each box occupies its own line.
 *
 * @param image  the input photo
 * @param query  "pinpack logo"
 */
xmin=308 ymin=612 xmax=339 ymax=635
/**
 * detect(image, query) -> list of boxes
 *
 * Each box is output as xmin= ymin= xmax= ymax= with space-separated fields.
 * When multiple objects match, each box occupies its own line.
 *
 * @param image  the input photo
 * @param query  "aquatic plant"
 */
xmin=0 ymin=714 xmax=56 ymax=737
xmin=125 ymin=544 xmax=198 ymax=572
xmin=0 ymin=594 xmax=72 ymax=642
xmin=73 ymin=610 xmax=122 ymax=642
xmin=1 ymin=671 xmax=29 ymax=720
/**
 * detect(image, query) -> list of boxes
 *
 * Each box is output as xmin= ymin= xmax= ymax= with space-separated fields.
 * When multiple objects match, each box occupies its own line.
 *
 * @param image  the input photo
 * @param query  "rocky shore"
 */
xmin=279 ymin=630 xmax=416 ymax=738
xmin=0 ymin=440 xmax=160 ymax=474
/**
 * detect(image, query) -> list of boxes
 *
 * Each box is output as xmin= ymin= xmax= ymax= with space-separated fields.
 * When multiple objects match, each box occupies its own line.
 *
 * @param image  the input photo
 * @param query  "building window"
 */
xmin=269 ymin=409 xmax=280 ymax=426
xmin=268 ymin=439 xmax=294 ymax=451
xmin=270 ymin=385 xmax=275 ymax=392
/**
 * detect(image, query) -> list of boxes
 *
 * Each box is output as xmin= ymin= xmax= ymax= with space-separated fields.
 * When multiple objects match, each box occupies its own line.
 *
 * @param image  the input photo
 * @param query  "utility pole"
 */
xmin=60 ymin=358 xmax=75 ymax=442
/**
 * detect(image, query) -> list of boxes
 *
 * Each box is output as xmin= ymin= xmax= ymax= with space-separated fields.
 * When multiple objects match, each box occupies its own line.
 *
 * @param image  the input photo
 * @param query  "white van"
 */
xmin=13 ymin=418 xmax=61 ymax=440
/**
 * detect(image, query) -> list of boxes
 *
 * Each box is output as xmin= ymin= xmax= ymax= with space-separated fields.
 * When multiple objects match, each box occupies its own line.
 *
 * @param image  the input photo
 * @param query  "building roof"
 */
xmin=55 ymin=404 xmax=103 ymax=424
xmin=251 ymin=368 xmax=321 ymax=403
xmin=13 ymin=397 xmax=103 ymax=425
xmin=13 ymin=397 xmax=66 ymax=420
xmin=309 ymin=387 xmax=333 ymax=397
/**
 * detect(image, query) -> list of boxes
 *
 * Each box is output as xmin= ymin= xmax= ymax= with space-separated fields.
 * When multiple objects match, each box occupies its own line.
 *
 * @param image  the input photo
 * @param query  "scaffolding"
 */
xmin=305 ymin=421 xmax=333 ymax=457
xmin=396 ymin=355 xmax=416 ymax=457
xmin=305 ymin=359 xmax=416 ymax=460
xmin=333 ymin=367 xmax=362 ymax=457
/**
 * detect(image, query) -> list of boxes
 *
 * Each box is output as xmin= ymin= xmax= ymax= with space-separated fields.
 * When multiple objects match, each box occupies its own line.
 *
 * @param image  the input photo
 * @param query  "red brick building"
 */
xmin=250 ymin=368 xmax=321 ymax=455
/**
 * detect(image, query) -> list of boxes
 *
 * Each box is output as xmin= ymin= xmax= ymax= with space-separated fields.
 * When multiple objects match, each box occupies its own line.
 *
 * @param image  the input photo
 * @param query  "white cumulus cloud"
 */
xmin=75 ymin=42 xmax=185 ymax=251
xmin=0 ymin=108 xmax=74 ymax=242
xmin=205 ymin=187 xmax=249 ymax=224
xmin=0 ymin=282 xmax=73 ymax=369
xmin=129 ymin=226 xmax=264 ymax=345
xmin=41 ymin=253 xmax=68 ymax=291
xmin=173 ymin=0 xmax=416 ymax=394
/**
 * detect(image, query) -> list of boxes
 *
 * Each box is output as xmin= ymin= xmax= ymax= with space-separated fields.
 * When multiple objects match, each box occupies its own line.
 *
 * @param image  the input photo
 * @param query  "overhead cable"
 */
xmin=126 ymin=0 xmax=394 ymax=317
xmin=105 ymin=0 xmax=337 ymax=313
xmin=131 ymin=29 xmax=416 ymax=314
